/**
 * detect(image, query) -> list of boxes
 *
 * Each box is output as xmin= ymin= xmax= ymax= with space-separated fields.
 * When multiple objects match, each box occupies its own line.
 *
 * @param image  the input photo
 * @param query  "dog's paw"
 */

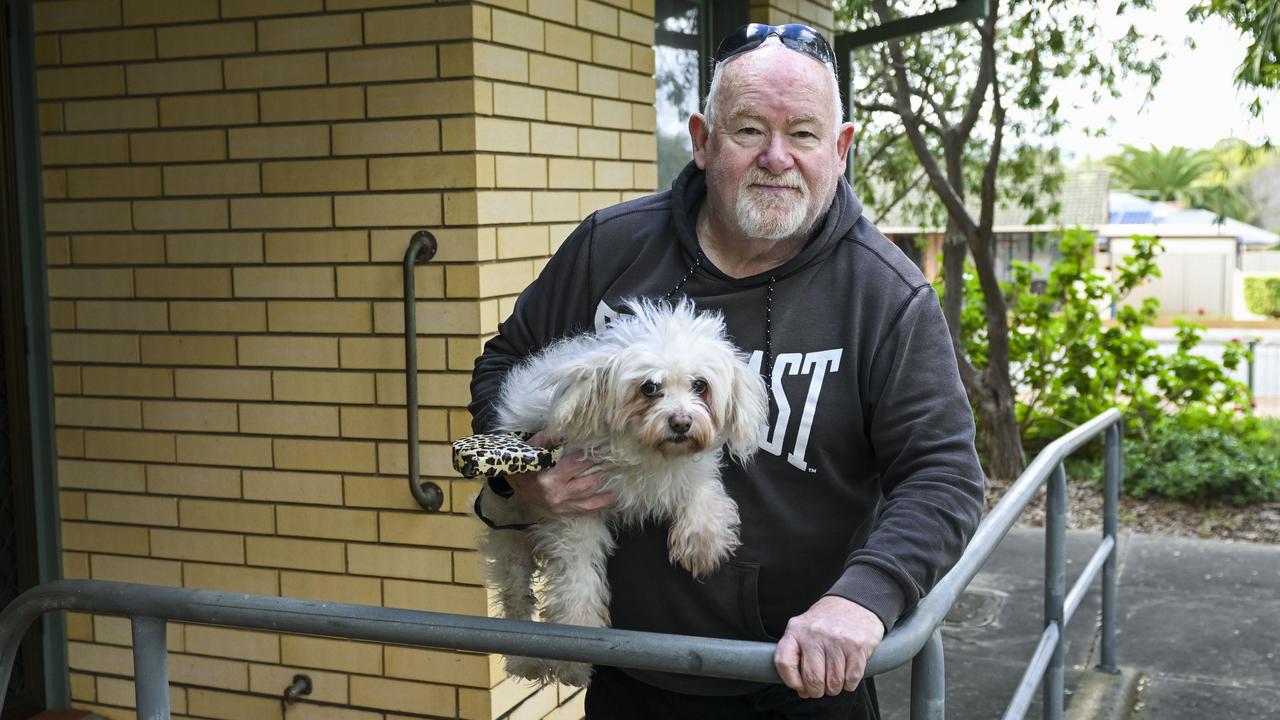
xmin=549 ymin=660 xmax=593 ymax=687
xmin=506 ymin=655 xmax=553 ymax=684
xmin=668 ymin=527 xmax=739 ymax=579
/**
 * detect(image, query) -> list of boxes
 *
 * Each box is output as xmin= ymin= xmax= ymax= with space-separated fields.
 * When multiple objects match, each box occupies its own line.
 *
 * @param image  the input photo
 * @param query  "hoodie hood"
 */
xmin=669 ymin=161 xmax=864 ymax=286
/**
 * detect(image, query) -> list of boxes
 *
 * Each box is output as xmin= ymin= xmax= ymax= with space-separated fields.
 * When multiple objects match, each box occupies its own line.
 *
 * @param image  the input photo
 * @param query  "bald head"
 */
xmin=703 ymin=38 xmax=843 ymax=132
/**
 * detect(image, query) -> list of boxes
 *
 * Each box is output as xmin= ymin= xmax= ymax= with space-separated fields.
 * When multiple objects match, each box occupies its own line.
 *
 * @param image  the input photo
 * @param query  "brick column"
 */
xmin=33 ymin=0 xmax=655 ymax=718
xmin=750 ymin=0 xmax=835 ymax=34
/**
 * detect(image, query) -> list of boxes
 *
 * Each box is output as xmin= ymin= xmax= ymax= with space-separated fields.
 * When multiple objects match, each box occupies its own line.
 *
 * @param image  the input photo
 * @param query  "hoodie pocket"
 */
xmin=606 ymin=528 xmax=776 ymax=644
xmin=607 ymin=543 xmax=779 ymax=695
xmin=731 ymin=560 xmax=776 ymax=642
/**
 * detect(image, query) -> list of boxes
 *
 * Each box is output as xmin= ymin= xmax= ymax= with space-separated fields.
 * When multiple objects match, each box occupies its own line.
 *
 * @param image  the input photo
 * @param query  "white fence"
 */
xmin=1242 ymin=251 xmax=1280 ymax=273
xmin=1148 ymin=332 xmax=1280 ymax=418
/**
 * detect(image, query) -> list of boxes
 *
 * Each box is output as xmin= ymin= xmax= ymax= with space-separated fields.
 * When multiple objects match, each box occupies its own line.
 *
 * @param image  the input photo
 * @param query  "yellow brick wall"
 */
xmin=750 ymin=0 xmax=834 ymax=34
xmin=35 ymin=0 xmax=654 ymax=718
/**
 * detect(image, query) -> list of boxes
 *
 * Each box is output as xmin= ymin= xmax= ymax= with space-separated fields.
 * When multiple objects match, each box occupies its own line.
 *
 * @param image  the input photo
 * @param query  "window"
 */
xmin=652 ymin=1 xmax=748 ymax=191
xmin=653 ymin=0 xmax=702 ymax=191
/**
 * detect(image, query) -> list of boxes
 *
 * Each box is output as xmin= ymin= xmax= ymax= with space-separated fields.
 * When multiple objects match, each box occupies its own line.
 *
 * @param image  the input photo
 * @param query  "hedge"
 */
xmin=1244 ymin=276 xmax=1280 ymax=318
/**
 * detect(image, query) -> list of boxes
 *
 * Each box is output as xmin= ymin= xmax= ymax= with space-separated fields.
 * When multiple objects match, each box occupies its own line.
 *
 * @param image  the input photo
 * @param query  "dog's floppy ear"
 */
xmin=722 ymin=358 xmax=769 ymax=461
xmin=545 ymin=355 xmax=612 ymax=442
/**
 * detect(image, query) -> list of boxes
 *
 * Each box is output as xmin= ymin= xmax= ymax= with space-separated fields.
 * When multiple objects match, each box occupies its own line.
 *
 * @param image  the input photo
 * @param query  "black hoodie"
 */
xmin=469 ymin=163 xmax=985 ymax=695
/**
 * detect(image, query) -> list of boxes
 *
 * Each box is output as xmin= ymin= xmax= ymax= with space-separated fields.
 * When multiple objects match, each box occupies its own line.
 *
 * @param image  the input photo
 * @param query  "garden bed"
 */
xmin=987 ymin=476 xmax=1280 ymax=545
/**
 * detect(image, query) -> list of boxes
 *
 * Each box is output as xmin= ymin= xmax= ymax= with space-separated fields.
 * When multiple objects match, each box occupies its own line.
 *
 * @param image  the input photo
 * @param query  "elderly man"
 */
xmin=469 ymin=23 xmax=984 ymax=719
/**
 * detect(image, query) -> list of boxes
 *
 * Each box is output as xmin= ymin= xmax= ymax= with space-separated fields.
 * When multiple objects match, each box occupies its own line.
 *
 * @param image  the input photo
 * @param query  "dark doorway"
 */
xmin=1 ymin=0 xmax=48 ymax=715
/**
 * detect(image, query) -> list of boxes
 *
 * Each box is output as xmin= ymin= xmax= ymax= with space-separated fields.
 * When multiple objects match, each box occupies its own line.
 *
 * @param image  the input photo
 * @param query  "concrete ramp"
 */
xmin=874 ymin=529 xmax=1280 ymax=719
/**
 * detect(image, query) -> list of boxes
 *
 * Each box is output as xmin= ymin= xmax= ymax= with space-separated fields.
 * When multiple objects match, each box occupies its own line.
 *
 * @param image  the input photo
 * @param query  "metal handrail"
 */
xmin=869 ymin=408 xmax=1123 ymax=720
xmin=871 ymin=408 xmax=1122 ymax=673
xmin=403 ymin=230 xmax=443 ymax=512
xmin=0 ymin=409 xmax=1122 ymax=719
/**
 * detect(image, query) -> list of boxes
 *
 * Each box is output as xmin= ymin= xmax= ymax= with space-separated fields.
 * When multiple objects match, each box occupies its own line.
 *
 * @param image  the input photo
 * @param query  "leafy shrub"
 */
xmin=1119 ymin=411 xmax=1280 ymax=505
xmin=943 ymin=228 xmax=1272 ymax=505
xmin=944 ymin=229 xmax=1253 ymax=451
xmin=1244 ymin=276 xmax=1280 ymax=318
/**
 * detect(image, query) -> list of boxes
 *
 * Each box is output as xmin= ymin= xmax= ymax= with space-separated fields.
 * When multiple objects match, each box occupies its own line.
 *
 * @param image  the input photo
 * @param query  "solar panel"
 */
xmin=1113 ymin=211 xmax=1153 ymax=224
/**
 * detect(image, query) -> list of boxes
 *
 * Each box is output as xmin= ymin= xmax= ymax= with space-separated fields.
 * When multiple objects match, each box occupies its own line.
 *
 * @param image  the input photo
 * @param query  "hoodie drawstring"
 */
xmin=662 ymin=251 xmax=778 ymax=404
xmin=763 ymin=275 xmax=776 ymax=384
xmin=662 ymin=248 xmax=703 ymax=302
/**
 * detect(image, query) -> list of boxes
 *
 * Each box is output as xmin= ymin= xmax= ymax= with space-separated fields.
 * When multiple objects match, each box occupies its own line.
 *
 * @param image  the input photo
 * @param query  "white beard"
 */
xmin=734 ymin=167 xmax=811 ymax=241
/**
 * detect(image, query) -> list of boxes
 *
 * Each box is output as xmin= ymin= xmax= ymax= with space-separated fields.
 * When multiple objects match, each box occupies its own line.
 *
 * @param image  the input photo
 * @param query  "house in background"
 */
xmin=872 ymin=168 xmax=1111 ymax=284
xmin=870 ymin=168 xmax=1280 ymax=320
xmin=1100 ymin=191 xmax=1280 ymax=320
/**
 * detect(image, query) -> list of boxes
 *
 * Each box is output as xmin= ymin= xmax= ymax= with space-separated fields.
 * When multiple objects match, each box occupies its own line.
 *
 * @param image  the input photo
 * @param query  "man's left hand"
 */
xmin=774 ymin=596 xmax=885 ymax=698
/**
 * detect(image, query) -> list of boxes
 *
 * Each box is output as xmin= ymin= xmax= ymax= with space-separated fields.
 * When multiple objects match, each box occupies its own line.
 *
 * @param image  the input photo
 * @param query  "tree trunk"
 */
xmin=976 ymin=380 xmax=1025 ymax=482
xmin=941 ymin=220 xmax=967 ymax=348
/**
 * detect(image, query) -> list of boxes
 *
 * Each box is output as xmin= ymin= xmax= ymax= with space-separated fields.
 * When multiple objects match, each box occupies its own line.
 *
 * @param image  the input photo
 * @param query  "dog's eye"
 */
xmin=640 ymin=380 xmax=661 ymax=397
xmin=691 ymin=378 xmax=707 ymax=395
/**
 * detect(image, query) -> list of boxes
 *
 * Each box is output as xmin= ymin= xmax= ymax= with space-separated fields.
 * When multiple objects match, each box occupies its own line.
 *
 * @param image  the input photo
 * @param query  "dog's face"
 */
xmin=616 ymin=369 xmax=718 ymax=458
xmin=548 ymin=300 xmax=768 ymax=461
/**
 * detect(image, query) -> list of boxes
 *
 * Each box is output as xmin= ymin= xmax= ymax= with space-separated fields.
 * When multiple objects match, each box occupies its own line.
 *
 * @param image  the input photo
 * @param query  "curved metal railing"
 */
xmin=0 ymin=409 xmax=1122 ymax=720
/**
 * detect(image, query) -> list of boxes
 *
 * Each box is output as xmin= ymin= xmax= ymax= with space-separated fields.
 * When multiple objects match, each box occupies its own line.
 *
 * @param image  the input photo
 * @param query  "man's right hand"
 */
xmin=505 ymin=431 xmax=615 ymax=516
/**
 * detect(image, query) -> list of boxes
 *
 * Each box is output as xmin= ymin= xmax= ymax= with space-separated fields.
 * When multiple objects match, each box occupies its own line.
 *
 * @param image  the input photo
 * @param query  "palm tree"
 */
xmin=1105 ymin=144 xmax=1252 ymax=220
xmin=1107 ymin=145 xmax=1211 ymax=199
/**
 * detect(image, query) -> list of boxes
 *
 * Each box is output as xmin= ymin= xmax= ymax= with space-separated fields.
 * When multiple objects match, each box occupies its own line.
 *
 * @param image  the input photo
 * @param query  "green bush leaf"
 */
xmin=1244 ymin=276 xmax=1280 ymax=317
xmin=958 ymin=227 xmax=1270 ymax=504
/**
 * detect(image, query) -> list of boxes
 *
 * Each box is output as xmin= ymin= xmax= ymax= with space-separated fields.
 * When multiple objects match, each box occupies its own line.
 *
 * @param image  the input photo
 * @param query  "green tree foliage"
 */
xmin=835 ymin=0 xmax=1164 ymax=478
xmin=947 ymin=229 xmax=1253 ymax=447
xmin=955 ymin=228 xmax=1274 ymax=503
xmin=1106 ymin=144 xmax=1252 ymax=220
xmin=1223 ymin=140 xmax=1280 ymax=229
xmin=1106 ymin=145 xmax=1213 ymax=197
xmin=1244 ymin=275 xmax=1280 ymax=316
xmin=1188 ymin=0 xmax=1280 ymax=117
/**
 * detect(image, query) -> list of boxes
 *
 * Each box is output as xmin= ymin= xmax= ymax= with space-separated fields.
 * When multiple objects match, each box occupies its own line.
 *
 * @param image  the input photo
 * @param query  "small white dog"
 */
xmin=477 ymin=299 xmax=769 ymax=687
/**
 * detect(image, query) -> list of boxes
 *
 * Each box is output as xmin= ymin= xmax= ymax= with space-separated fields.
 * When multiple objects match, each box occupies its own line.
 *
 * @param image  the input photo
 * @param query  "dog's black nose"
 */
xmin=668 ymin=414 xmax=691 ymax=434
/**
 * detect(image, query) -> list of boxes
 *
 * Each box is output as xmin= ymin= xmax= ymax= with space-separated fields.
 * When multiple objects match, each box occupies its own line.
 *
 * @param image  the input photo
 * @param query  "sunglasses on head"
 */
xmin=713 ymin=23 xmax=837 ymax=70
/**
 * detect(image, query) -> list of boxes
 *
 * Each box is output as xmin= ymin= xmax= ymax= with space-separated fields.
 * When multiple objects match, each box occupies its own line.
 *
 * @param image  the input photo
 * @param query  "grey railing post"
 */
xmin=1044 ymin=462 xmax=1067 ymax=720
xmin=1247 ymin=338 xmax=1258 ymax=398
xmin=1099 ymin=423 xmax=1122 ymax=672
xmin=131 ymin=616 xmax=170 ymax=720
xmin=909 ymin=628 xmax=945 ymax=720
xmin=403 ymin=230 xmax=443 ymax=512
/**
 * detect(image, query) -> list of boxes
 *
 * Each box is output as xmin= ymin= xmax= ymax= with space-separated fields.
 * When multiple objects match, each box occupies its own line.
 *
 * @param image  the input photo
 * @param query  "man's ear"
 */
xmin=689 ymin=112 xmax=711 ymax=170
xmin=836 ymin=121 xmax=855 ymax=175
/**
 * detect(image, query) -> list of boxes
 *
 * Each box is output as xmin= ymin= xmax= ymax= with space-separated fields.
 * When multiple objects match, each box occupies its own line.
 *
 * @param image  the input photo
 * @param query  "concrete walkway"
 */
xmin=873 ymin=527 xmax=1280 ymax=719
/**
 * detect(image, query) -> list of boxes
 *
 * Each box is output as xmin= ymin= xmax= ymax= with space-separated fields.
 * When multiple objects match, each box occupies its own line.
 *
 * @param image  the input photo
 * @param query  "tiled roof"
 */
xmin=866 ymin=168 xmax=1111 ymax=232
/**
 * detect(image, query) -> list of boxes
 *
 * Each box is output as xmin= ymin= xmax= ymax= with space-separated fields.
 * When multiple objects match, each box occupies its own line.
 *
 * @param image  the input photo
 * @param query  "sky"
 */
xmin=1053 ymin=0 xmax=1279 ymax=161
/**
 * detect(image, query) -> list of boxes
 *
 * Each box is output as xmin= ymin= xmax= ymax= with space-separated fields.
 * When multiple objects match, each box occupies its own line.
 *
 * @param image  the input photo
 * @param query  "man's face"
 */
xmin=692 ymin=42 xmax=854 ymax=244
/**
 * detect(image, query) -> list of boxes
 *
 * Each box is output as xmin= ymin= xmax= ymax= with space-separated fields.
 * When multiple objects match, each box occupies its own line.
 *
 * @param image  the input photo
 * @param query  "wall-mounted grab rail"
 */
xmin=403 ymin=230 xmax=444 ymax=512
xmin=0 ymin=410 xmax=1122 ymax=720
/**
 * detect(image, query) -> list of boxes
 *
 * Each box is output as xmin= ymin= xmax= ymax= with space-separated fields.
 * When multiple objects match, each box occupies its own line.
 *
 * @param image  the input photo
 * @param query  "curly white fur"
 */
xmin=477 ymin=299 xmax=769 ymax=687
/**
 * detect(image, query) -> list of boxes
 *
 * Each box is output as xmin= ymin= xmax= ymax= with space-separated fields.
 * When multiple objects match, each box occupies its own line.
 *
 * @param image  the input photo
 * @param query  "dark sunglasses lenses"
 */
xmin=714 ymin=23 xmax=835 ymax=68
